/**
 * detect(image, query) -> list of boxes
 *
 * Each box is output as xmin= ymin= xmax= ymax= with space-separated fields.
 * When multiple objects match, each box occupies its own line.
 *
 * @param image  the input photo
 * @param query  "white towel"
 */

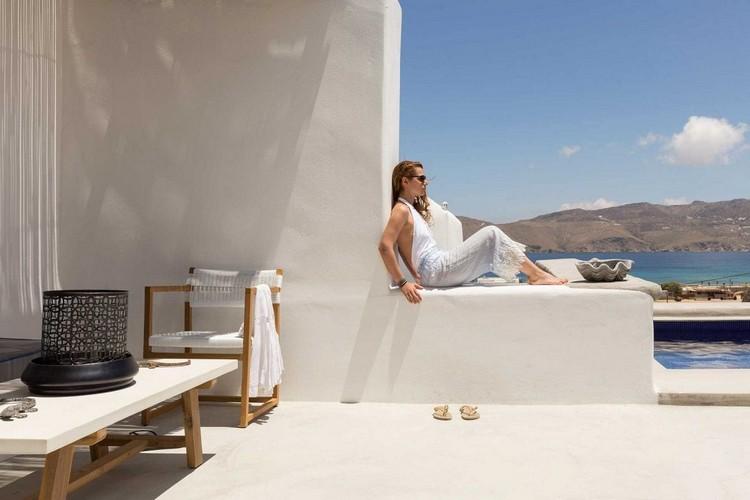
xmin=238 ymin=284 xmax=284 ymax=396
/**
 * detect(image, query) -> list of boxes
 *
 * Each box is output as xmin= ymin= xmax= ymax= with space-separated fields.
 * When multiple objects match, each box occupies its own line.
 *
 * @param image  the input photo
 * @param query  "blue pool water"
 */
xmin=653 ymin=319 xmax=750 ymax=368
xmin=654 ymin=340 xmax=750 ymax=369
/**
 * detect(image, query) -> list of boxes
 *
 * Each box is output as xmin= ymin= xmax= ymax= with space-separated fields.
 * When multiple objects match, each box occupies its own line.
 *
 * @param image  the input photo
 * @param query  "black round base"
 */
xmin=21 ymin=353 xmax=139 ymax=396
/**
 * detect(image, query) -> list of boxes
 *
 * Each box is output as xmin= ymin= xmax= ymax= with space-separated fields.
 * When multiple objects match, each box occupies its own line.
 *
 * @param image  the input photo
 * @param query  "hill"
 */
xmin=457 ymin=199 xmax=750 ymax=252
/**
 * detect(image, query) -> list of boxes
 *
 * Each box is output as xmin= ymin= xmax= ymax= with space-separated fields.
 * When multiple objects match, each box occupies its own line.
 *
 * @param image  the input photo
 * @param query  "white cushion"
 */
xmin=150 ymin=331 xmax=243 ymax=349
xmin=536 ymin=258 xmax=664 ymax=300
xmin=427 ymin=198 xmax=463 ymax=251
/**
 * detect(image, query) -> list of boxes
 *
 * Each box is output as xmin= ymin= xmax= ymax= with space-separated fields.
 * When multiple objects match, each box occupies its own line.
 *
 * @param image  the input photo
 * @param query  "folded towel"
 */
xmin=237 ymin=284 xmax=284 ymax=396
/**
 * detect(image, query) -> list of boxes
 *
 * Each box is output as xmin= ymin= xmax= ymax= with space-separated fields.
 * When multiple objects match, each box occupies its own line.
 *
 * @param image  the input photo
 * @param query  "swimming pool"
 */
xmin=654 ymin=319 xmax=750 ymax=369
xmin=654 ymin=340 xmax=750 ymax=369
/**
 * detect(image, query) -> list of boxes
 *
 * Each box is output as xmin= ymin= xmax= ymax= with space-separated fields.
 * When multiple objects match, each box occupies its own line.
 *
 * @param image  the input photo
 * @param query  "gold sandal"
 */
xmin=432 ymin=404 xmax=452 ymax=421
xmin=459 ymin=405 xmax=479 ymax=420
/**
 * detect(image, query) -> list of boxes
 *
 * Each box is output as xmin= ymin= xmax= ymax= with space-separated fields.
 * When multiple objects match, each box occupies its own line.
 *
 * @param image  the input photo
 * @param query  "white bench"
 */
xmin=0 ymin=359 xmax=236 ymax=499
xmin=362 ymin=202 xmax=656 ymax=404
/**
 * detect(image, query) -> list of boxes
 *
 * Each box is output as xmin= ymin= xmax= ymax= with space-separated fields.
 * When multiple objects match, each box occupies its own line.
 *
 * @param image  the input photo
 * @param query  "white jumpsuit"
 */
xmin=398 ymin=198 xmax=526 ymax=287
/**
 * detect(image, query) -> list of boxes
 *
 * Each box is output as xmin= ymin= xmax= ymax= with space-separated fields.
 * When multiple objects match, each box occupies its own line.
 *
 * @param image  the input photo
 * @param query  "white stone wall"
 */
xmin=3 ymin=0 xmax=403 ymax=401
xmin=56 ymin=0 xmax=402 ymax=401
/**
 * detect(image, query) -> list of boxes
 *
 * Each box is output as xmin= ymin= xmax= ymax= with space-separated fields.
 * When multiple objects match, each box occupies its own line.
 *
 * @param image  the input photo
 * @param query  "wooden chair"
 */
xmin=142 ymin=268 xmax=283 ymax=428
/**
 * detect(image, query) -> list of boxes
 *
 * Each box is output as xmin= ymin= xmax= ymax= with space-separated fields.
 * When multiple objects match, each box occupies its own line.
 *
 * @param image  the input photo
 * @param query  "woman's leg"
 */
xmin=423 ymin=226 xmax=567 ymax=286
xmin=422 ymin=226 xmax=525 ymax=286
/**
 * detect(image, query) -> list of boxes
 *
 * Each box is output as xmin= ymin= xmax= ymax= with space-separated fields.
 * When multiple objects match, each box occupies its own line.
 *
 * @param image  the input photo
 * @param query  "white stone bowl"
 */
xmin=575 ymin=258 xmax=633 ymax=282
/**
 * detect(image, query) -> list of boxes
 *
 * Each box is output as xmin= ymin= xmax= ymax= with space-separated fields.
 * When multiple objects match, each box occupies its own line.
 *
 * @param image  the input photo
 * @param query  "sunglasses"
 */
xmin=407 ymin=175 xmax=428 ymax=182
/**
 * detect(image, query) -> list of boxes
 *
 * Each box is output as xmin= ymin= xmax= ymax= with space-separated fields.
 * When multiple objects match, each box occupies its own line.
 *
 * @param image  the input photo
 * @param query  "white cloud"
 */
xmin=662 ymin=197 xmax=690 ymax=206
xmin=559 ymin=145 xmax=581 ymax=158
xmin=663 ymin=116 xmax=748 ymax=166
xmin=560 ymin=198 xmax=618 ymax=211
xmin=637 ymin=132 xmax=665 ymax=147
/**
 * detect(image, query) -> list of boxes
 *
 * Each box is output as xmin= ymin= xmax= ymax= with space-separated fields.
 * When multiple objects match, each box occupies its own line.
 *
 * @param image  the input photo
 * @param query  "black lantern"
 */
xmin=21 ymin=290 xmax=138 ymax=395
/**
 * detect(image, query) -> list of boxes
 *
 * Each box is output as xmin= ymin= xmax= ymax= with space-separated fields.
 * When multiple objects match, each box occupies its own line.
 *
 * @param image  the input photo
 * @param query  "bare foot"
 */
xmin=528 ymin=271 xmax=568 ymax=285
xmin=519 ymin=258 xmax=569 ymax=285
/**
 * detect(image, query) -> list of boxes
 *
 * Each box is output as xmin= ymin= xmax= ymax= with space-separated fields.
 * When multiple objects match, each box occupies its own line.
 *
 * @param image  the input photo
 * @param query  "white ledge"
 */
xmin=343 ymin=286 xmax=656 ymax=404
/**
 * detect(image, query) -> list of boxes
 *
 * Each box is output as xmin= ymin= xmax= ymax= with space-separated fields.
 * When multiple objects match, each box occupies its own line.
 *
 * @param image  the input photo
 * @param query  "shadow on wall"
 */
xmin=55 ymin=1 xmax=336 ymax=350
xmin=0 ymin=0 xmax=61 ymax=336
xmin=341 ymin=266 xmax=419 ymax=402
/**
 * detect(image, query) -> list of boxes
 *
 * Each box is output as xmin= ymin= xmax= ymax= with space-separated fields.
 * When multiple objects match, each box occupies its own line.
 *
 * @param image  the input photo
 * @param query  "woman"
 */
xmin=378 ymin=160 xmax=567 ymax=304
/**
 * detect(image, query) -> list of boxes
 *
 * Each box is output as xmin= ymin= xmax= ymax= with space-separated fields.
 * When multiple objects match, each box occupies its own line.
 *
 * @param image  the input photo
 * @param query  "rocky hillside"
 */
xmin=458 ymin=199 xmax=750 ymax=252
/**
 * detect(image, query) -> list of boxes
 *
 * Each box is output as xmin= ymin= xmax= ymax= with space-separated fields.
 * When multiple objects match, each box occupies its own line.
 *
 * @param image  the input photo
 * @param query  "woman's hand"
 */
xmin=401 ymin=281 xmax=423 ymax=304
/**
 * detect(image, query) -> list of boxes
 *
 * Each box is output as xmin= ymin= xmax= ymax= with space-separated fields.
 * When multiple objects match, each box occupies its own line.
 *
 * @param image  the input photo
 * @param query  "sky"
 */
xmin=398 ymin=0 xmax=750 ymax=222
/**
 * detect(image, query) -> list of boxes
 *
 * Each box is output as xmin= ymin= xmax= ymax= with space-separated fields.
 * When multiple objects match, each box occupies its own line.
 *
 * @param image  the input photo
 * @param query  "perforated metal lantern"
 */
xmin=22 ymin=290 xmax=138 ymax=395
xmin=41 ymin=290 xmax=129 ymax=364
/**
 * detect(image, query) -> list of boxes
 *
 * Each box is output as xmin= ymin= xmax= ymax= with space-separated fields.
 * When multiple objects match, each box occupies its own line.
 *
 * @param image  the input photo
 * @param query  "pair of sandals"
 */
xmin=433 ymin=404 xmax=479 ymax=421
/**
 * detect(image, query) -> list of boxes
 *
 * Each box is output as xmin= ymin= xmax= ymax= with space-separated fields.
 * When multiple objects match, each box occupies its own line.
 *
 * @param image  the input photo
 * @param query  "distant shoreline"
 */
xmin=527 ymin=251 xmax=750 ymax=285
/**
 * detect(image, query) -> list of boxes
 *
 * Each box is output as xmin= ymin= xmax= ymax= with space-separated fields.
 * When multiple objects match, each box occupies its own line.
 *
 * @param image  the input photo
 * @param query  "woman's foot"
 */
xmin=521 ymin=258 xmax=568 ymax=285
xmin=527 ymin=270 xmax=568 ymax=285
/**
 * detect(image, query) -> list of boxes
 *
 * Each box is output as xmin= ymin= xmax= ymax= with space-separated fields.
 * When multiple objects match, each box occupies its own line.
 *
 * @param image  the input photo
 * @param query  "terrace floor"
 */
xmin=2 ymin=391 xmax=750 ymax=499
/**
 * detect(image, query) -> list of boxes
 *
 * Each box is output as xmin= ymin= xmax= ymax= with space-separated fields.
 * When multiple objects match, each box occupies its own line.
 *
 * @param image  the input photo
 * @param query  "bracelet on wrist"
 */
xmin=397 ymin=278 xmax=408 ymax=288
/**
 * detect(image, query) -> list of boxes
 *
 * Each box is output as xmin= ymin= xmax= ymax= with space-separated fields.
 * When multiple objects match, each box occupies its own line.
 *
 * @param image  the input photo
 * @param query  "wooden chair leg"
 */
xmin=239 ymin=289 xmax=255 ymax=428
xmin=39 ymin=444 xmax=75 ymax=500
xmin=239 ymin=358 xmax=251 ymax=428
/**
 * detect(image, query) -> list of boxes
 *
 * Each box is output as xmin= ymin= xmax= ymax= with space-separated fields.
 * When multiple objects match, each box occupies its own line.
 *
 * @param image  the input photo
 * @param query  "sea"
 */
xmin=527 ymin=251 xmax=750 ymax=285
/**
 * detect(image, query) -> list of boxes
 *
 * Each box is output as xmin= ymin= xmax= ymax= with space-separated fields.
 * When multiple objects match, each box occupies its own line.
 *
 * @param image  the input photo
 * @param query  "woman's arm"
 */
xmin=402 ymin=254 xmax=421 ymax=285
xmin=378 ymin=206 xmax=423 ymax=304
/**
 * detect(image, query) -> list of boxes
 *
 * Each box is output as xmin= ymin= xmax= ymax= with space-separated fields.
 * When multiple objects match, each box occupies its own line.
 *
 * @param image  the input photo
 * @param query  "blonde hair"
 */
xmin=391 ymin=160 xmax=431 ymax=223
